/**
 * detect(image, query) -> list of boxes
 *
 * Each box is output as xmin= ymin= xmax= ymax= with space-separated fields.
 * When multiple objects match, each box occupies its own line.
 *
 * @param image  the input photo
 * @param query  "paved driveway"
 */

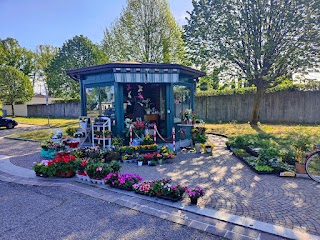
xmin=0 ymin=123 xmax=46 ymax=138
xmin=0 ymin=123 xmax=45 ymax=156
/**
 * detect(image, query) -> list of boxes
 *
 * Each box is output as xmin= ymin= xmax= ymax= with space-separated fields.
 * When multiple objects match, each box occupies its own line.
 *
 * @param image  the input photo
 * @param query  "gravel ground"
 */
xmin=0 ymin=181 xmax=221 ymax=240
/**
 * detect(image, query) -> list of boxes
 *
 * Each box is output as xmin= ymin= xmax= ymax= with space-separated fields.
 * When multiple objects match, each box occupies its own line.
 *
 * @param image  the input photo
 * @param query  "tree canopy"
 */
xmin=0 ymin=38 xmax=35 ymax=76
xmin=103 ymin=0 xmax=186 ymax=64
xmin=33 ymin=45 xmax=58 ymax=89
xmin=0 ymin=66 xmax=33 ymax=116
xmin=184 ymin=0 xmax=320 ymax=124
xmin=46 ymin=35 xmax=108 ymax=98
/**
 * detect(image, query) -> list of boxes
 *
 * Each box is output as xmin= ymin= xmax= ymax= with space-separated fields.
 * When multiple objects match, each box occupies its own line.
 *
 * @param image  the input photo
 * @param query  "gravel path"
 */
xmin=7 ymin=134 xmax=320 ymax=236
xmin=0 ymin=181 xmax=221 ymax=240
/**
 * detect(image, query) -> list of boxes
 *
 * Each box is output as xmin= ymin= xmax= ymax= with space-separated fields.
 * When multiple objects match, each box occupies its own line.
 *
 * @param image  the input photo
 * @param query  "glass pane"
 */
xmin=86 ymin=87 xmax=100 ymax=118
xmin=100 ymin=86 xmax=115 ymax=126
xmin=173 ymin=85 xmax=191 ymax=123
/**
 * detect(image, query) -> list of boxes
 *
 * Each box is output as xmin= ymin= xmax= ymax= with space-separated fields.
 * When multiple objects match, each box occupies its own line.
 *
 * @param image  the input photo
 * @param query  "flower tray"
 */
xmin=162 ymin=195 xmax=182 ymax=202
xmin=141 ymin=149 xmax=157 ymax=153
xmin=35 ymin=172 xmax=48 ymax=178
xmin=118 ymin=185 xmax=133 ymax=191
xmin=91 ymin=179 xmax=104 ymax=184
xmin=55 ymin=171 xmax=75 ymax=178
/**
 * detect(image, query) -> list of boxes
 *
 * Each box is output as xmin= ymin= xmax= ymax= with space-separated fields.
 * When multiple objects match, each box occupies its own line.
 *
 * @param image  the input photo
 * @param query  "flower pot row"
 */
xmin=76 ymin=172 xmax=205 ymax=205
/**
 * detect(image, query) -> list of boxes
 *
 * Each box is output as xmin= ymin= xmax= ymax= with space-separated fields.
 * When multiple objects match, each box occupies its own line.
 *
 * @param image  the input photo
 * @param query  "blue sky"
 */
xmin=0 ymin=0 xmax=193 ymax=51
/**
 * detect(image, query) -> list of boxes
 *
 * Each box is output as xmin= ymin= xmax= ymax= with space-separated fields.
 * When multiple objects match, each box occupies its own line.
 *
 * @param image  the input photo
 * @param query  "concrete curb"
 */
xmin=4 ymin=136 xmax=41 ymax=142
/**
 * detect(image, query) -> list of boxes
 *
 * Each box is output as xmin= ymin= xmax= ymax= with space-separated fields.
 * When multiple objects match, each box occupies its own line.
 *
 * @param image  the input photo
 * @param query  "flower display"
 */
xmin=186 ymin=187 xmax=205 ymax=198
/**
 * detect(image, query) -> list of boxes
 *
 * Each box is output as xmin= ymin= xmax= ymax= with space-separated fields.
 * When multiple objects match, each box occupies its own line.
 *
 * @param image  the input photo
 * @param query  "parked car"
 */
xmin=0 ymin=116 xmax=18 ymax=129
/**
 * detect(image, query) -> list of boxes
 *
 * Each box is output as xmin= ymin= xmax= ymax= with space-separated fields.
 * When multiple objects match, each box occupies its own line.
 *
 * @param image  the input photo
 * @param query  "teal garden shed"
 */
xmin=66 ymin=63 xmax=205 ymax=138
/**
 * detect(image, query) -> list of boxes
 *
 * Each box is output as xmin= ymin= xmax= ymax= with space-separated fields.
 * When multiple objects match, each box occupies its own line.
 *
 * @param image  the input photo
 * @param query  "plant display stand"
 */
xmin=92 ymin=118 xmax=111 ymax=149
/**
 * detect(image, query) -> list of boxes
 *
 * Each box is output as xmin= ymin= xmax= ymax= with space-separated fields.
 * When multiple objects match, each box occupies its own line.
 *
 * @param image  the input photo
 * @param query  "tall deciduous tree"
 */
xmin=33 ymin=45 xmax=58 ymax=91
xmin=103 ymin=0 xmax=186 ymax=64
xmin=0 ymin=38 xmax=35 ymax=77
xmin=46 ymin=35 xmax=108 ymax=98
xmin=184 ymin=0 xmax=320 ymax=124
xmin=0 ymin=66 xmax=33 ymax=116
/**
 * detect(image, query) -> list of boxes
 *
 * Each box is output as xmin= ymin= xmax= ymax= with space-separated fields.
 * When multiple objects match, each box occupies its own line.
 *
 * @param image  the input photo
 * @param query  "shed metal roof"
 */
xmin=66 ymin=62 xmax=206 ymax=81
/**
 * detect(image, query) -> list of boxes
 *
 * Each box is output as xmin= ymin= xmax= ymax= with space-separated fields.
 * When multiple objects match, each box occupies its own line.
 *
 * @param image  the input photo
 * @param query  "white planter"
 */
xmin=138 ymin=161 xmax=143 ymax=167
xmin=195 ymin=144 xmax=202 ymax=153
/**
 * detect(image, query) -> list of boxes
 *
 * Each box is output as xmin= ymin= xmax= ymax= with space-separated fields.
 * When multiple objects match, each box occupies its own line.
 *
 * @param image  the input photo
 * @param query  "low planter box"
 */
xmin=55 ymin=171 xmax=75 ymax=178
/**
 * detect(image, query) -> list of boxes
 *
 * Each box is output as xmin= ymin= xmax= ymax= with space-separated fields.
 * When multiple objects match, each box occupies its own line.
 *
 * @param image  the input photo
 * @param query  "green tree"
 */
xmin=0 ymin=66 xmax=33 ymax=116
xmin=103 ymin=0 xmax=186 ymax=64
xmin=46 ymin=35 xmax=108 ymax=98
xmin=0 ymin=38 xmax=35 ymax=76
xmin=32 ymin=45 xmax=58 ymax=91
xmin=184 ymin=0 xmax=320 ymax=124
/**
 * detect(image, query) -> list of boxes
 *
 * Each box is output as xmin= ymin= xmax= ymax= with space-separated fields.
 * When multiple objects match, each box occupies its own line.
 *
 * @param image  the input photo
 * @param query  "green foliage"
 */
xmin=184 ymin=0 xmax=320 ymax=123
xmin=254 ymin=165 xmax=274 ymax=172
xmin=232 ymin=148 xmax=251 ymax=158
xmin=196 ymin=87 xmax=256 ymax=97
xmin=103 ymin=0 xmax=187 ymax=64
xmin=47 ymin=35 xmax=108 ymax=98
xmin=140 ymin=135 xmax=154 ymax=145
xmin=0 ymin=66 xmax=33 ymax=116
xmin=33 ymin=45 xmax=58 ymax=89
xmin=0 ymin=37 xmax=35 ymax=76
xmin=65 ymin=127 xmax=76 ymax=137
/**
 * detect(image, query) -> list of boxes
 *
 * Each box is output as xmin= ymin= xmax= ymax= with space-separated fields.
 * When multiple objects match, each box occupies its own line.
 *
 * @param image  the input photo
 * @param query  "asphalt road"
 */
xmin=0 ymin=181 xmax=221 ymax=240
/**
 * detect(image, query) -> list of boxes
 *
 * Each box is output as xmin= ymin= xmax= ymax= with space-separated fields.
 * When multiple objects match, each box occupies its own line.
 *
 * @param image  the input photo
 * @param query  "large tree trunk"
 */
xmin=11 ymin=104 xmax=15 ymax=117
xmin=250 ymin=84 xmax=265 ymax=125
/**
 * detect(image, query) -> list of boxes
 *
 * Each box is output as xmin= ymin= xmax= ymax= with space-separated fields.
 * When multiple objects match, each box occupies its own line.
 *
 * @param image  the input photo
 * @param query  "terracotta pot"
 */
xmin=295 ymin=162 xmax=307 ymax=174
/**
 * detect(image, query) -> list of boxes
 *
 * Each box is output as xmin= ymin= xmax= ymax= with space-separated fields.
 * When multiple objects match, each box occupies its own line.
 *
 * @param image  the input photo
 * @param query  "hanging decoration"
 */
xmin=138 ymin=85 xmax=143 ymax=92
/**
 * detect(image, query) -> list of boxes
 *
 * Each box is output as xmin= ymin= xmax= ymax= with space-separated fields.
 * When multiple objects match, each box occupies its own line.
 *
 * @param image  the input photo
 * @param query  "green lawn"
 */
xmin=13 ymin=117 xmax=78 ymax=128
xmin=7 ymin=117 xmax=78 ymax=141
xmin=9 ymin=129 xmax=53 ymax=141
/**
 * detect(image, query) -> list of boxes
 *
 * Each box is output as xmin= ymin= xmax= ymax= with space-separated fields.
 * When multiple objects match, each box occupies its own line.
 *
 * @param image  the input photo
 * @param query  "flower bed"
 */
xmin=227 ymin=134 xmax=297 ymax=174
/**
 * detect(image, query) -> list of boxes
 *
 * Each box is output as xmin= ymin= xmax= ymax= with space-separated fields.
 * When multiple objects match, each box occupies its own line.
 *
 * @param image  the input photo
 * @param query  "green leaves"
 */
xmin=102 ymin=0 xmax=186 ymax=64
xmin=184 ymin=0 xmax=320 ymax=123
xmin=0 ymin=65 xmax=33 ymax=116
xmin=46 ymin=35 xmax=108 ymax=98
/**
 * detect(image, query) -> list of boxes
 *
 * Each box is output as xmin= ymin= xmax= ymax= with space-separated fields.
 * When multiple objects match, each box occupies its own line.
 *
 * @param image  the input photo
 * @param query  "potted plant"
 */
xmin=103 ymin=130 xmax=112 ymax=138
xmin=292 ymin=137 xmax=311 ymax=174
xmin=154 ymin=153 xmax=163 ymax=165
xmin=187 ymin=187 xmax=205 ymax=205
xmin=203 ymin=143 xmax=214 ymax=154
xmin=53 ymin=153 xmax=77 ymax=177
xmin=33 ymin=160 xmax=56 ymax=177
xmin=66 ymin=127 xmax=76 ymax=137
xmin=137 ymin=154 xmax=144 ymax=166
xmin=112 ymin=137 xmax=124 ymax=151
xmin=162 ymin=184 xmax=187 ymax=202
